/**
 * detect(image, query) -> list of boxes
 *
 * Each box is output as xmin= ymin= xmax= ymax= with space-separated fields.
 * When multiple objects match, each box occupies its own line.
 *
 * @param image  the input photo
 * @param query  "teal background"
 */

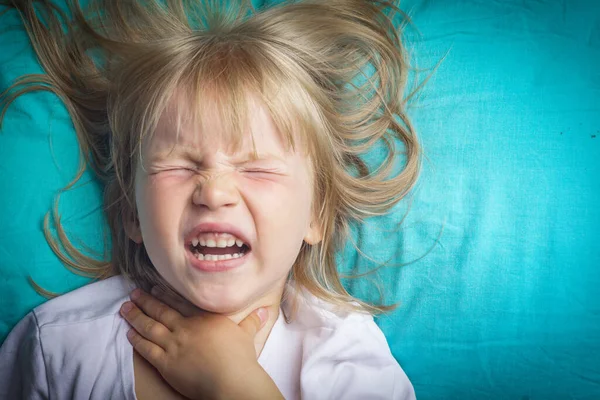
xmin=1 ymin=1 xmax=599 ymax=399
xmin=0 ymin=3 xmax=106 ymax=337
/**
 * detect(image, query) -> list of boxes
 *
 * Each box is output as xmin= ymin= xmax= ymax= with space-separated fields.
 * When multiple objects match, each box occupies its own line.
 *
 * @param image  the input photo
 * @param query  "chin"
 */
xmin=186 ymin=286 xmax=255 ymax=315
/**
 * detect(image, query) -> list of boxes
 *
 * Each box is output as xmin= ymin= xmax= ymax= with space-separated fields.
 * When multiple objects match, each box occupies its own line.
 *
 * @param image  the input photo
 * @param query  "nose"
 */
xmin=192 ymin=172 xmax=239 ymax=210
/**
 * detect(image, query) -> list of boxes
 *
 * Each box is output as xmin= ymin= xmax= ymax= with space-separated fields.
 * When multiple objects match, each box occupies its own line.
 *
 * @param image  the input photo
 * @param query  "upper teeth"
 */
xmin=191 ymin=234 xmax=245 ymax=248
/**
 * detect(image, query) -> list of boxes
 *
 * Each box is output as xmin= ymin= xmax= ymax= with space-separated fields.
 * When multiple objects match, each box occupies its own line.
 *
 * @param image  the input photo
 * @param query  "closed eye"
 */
xmin=173 ymin=167 xmax=196 ymax=172
xmin=241 ymin=168 xmax=285 ymax=175
xmin=150 ymin=167 xmax=196 ymax=176
xmin=240 ymin=168 xmax=288 ymax=180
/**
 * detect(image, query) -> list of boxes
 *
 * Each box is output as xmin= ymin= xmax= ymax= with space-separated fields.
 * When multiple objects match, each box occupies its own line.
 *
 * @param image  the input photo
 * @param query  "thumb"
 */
xmin=238 ymin=307 xmax=269 ymax=336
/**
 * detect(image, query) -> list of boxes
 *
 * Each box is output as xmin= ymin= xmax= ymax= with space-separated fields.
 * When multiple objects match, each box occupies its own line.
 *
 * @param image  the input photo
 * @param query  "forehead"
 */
xmin=148 ymin=94 xmax=290 ymax=159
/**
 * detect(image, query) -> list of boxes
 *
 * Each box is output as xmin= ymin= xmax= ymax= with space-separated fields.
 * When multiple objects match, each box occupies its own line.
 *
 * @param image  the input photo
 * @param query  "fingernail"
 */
xmin=121 ymin=302 xmax=133 ymax=314
xmin=150 ymin=286 xmax=160 ymax=296
xmin=126 ymin=329 xmax=135 ymax=339
xmin=257 ymin=308 xmax=268 ymax=325
xmin=131 ymin=289 xmax=141 ymax=300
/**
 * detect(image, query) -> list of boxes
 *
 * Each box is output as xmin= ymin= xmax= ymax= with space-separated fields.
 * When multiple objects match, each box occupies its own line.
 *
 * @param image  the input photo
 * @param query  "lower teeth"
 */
xmin=195 ymin=253 xmax=243 ymax=261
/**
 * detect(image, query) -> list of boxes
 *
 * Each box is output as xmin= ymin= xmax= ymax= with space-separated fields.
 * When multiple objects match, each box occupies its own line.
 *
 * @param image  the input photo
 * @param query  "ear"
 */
xmin=123 ymin=213 xmax=143 ymax=244
xmin=303 ymin=220 xmax=323 ymax=245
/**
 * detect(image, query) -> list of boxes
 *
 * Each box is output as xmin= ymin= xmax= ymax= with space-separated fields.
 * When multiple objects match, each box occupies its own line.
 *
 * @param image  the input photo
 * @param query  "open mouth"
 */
xmin=187 ymin=234 xmax=251 ymax=261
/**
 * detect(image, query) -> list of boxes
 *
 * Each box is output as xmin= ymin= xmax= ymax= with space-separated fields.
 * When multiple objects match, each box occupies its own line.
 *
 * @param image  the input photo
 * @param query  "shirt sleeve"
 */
xmin=300 ymin=316 xmax=416 ymax=400
xmin=0 ymin=312 xmax=50 ymax=400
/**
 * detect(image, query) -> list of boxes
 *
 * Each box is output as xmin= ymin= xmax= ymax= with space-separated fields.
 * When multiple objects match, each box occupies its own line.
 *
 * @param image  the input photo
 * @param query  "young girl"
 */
xmin=0 ymin=0 xmax=421 ymax=398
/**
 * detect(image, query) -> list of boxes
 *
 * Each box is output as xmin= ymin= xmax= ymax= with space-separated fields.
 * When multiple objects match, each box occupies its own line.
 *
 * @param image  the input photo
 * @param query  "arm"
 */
xmin=132 ymin=347 xmax=282 ymax=400
xmin=213 ymin=363 xmax=284 ymax=400
xmin=121 ymin=289 xmax=284 ymax=400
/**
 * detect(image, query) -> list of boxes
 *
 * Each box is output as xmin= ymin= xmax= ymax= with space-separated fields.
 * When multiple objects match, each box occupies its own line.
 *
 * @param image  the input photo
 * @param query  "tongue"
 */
xmin=196 ymin=246 xmax=241 ymax=255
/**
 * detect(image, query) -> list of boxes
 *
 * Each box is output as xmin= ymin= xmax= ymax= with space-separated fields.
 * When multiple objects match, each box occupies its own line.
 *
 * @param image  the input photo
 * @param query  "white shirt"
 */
xmin=0 ymin=276 xmax=415 ymax=399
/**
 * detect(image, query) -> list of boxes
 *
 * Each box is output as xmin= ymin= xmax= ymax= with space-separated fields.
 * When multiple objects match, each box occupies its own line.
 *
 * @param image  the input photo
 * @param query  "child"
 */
xmin=0 ymin=0 xmax=421 ymax=398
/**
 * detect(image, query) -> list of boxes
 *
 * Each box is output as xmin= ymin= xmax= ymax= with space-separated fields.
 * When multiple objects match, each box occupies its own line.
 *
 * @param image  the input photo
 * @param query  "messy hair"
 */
xmin=2 ymin=0 xmax=421 ymax=314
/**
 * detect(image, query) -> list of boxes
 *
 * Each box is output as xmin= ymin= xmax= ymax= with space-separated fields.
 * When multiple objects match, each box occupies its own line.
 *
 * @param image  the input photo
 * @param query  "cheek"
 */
xmin=245 ymin=173 xmax=311 ymax=216
xmin=246 ymin=177 xmax=313 ymax=248
xmin=136 ymin=176 xmax=190 ymax=243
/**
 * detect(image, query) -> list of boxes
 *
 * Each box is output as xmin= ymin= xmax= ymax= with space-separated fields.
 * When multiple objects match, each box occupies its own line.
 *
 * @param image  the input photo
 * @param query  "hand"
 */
xmin=120 ymin=289 xmax=283 ymax=400
xmin=148 ymin=286 xmax=203 ymax=318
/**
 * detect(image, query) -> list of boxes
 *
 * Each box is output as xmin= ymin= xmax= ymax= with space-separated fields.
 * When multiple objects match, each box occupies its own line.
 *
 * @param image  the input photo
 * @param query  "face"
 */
xmin=129 ymin=95 xmax=321 ymax=315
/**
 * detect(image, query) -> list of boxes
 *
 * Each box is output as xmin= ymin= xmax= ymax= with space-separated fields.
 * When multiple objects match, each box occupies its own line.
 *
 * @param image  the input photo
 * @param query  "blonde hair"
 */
xmin=2 ymin=0 xmax=421 ymax=314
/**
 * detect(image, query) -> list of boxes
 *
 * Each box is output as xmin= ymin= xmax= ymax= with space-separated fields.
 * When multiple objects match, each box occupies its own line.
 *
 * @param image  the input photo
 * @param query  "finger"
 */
xmin=150 ymin=286 xmax=203 ymax=318
xmin=238 ymin=307 xmax=268 ymax=337
xmin=130 ymin=289 xmax=183 ymax=329
xmin=126 ymin=328 xmax=167 ymax=370
xmin=120 ymin=301 xmax=171 ymax=349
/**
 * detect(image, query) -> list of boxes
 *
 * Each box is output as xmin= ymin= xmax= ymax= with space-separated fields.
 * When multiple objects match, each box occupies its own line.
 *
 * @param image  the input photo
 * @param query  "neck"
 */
xmin=222 ymin=285 xmax=284 ymax=357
